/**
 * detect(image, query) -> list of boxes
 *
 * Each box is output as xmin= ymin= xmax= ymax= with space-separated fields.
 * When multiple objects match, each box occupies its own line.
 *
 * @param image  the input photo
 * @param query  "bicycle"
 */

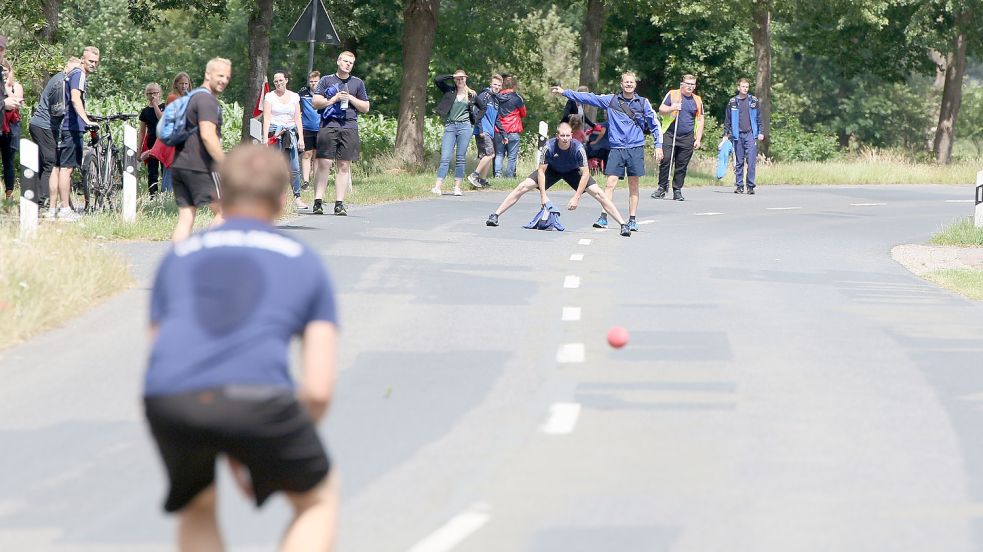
xmin=70 ymin=113 xmax=138 ymax=213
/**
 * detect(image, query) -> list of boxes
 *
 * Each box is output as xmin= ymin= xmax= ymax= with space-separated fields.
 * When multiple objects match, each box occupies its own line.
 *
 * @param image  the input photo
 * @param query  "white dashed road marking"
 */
xmin=556 ymin=343 xmax=586 ymax=363
xmin=946 ymin=199 xmax=973 ymax=203
xmin=767 ymin=207 xmax=802 ymax=210
xmin=637 ymin=220 xmax=656 ymax=225
xmin=561 ymin=307 xmax=581 ymax=321
xmin=578 ymin=239 xmax=592 ymax=245
xmin=694 ymin=212 xmax=724 ymax=216
xmin=539 ymin=402 xmax=582 ymax=435
xmin=570 ymin=253 xmax=584 ymax=261
xmin=563 ymin=275 xmax=581 ymax=289
xmin=850 ymin=203 xmax=887 ymax=206
xmin=407 ymin=503 xmax=491 ymax=552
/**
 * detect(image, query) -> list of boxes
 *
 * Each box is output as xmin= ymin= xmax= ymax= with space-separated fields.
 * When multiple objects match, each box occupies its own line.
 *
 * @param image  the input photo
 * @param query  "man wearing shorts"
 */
xmin=553 ymin=72 xmax=663 ymax=232
xmin=311 ymin=51 xmax=370 ymax=216
xmin=466 ymin=74 xmax=501 ymax=188
xmin=145 ymin=144 xmax=339 ymax=551
xmin=170 ymin=57 xmax=229 ymax=242
xmin=298 ymin=70 xmax=321 ymax=189
xmin=54 ymin=46 xmax=100 ymax=222
xmin=485 ymin=122 xmax=631 ymax=237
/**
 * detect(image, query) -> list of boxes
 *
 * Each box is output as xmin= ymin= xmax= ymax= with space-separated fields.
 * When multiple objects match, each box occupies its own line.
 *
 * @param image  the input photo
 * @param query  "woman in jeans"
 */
xmin=262 ymin=69 xmax=307 ymax=208
xmin=431 ymin=70 xmax=478 ymax=196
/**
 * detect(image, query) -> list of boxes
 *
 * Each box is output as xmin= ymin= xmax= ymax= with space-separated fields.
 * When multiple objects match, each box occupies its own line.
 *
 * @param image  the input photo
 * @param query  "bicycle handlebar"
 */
xmin=89 ymin=113 xmax=139 ymax=122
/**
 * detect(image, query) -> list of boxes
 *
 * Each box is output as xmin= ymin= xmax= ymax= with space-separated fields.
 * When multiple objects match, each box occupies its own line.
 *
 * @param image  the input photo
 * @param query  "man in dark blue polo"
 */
xmin=724 ymin=77 xmax=765 ymax=194
xmin=551 ymin=72 xmax=662 ymax=232
xmin=485 ymin=122 xmax=631 ymax=237
xmin=654 ymin=74 xmax=704 ymax=201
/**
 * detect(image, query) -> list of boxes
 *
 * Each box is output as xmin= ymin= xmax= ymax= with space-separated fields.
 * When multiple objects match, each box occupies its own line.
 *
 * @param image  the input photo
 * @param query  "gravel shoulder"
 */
xmin=891 ymin=244 xmax=983 ymax=276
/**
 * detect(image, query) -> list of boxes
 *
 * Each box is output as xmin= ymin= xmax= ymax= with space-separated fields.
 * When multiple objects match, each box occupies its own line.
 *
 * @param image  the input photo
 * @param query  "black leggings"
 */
xmin=0 ymin=130 xmax=17 ymax=193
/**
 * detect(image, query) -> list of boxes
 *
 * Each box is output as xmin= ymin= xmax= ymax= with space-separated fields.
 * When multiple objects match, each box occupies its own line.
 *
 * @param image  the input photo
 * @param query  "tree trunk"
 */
xmin=751 ymin=0 xmax=771 ymax=156
xmin=241 ymin=0 xmax=274 ymax=143
xmin=933 ymin=10 xmax=970 ymax=165
xmin=37 ymin=0 xmax=60 ymax=43
xmin=578 ymin=0 xmax=608 ymax=123
xmin=394 ymin=0 xmax=439 ymax=166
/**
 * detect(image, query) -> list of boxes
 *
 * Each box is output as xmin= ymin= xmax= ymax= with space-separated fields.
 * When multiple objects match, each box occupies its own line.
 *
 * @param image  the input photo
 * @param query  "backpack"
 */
xmin=47 ymin=70 xmax=74 ymax=119
xmin=157 ymin=88 xmax=210 ymax=146
xmin=608 ymin=94 xmax=652 ymax=135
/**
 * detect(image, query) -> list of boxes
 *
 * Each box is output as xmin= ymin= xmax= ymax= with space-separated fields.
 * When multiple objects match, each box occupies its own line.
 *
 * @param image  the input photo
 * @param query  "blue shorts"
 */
xmin=604 ymin=146 xmax=645 ymax=178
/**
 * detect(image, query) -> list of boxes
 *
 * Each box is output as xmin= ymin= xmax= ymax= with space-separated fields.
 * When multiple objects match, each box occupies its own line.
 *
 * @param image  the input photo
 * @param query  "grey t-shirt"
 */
xmin=172 ymin=89 xmax=223 ymax=173
xmin=30 ymin=72 xmax=67 ymax=131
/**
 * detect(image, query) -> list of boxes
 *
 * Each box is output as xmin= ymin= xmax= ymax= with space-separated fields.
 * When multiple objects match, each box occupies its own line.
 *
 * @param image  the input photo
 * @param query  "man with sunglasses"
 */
xmin=654 ymin=74 xmax=703 ymax=201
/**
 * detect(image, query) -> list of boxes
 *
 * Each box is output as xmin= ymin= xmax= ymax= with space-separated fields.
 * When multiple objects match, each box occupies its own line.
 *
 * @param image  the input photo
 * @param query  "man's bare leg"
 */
xmin=493 ymin=179 xmax=536 ymax=216
xmin=476 ymin=155 xmax=493 ymax=180
xmin=172 ymin=206 xmax=197 ymax=243
xmin=314 ymin=159 xmax=333 ymax=201
xmin=335 ymin=160 xmax=352 ymax=203
xmin=58 ymin=168 xmax=73 ymax=210
xmin=587 ymin=185 xmax=626 ymax=225
xmin=209 ymin=201 xmax=224 ymax=227
xmin=302 ymin=150 xmax=315 ymax=185
xmin=177 ymin=485 xmax=224 ymax=552
xmin=627 ymin=176 xmax=640 ymax=217
xmin=281 ymin=472 xmax=338 ymax=552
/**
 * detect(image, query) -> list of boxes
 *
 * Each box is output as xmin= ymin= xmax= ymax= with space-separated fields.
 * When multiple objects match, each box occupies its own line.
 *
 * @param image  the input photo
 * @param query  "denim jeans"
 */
xmin=437 ymin=121 xmax=473 ymax=181
xmin=161 ymin=167 xmax=173 ymax=193
xmin=271 ymin=124 xmax=302 ymax=197
xmin=494 ymin=132 xmax=520 ymax=178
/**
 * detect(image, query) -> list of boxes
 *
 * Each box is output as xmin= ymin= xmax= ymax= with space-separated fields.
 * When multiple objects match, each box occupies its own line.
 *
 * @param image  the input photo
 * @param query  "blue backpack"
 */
xmin=319 ymin=84 xmax=343 ymax=126
xmin=157 ymin=88 xmax=210 ymax=146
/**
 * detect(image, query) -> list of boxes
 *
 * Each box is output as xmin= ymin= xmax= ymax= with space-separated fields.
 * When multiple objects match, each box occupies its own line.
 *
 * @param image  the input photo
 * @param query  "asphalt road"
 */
xmin=1 ymin=184 xmax=982 ymax=551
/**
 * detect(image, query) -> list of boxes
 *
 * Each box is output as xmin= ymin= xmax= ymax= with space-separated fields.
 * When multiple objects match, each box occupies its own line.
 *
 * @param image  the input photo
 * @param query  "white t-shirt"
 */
xmin=267 ymin=91 xmax=299 ymax=127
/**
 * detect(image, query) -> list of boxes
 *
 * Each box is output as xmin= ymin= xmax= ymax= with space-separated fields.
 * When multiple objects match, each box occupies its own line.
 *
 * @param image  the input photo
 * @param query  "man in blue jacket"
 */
xmin=724 ymin=78 xmax=765 ymax=194
xmin=467 ymin=74 xmax=501 ymax=188
xmin=552 ymin=72 xmax=662 ymax=232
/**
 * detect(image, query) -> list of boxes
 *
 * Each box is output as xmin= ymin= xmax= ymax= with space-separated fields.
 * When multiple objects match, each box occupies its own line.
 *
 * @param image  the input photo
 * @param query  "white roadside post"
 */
xmin=250 ymin=118 xmax=264 ymax=144
xmin=19 ymin=139 xmax=39 ymax=239
xmin=123 ymin=123 xmax=138 ymax=222
xmin=975 ymin=169 xmax=983 ymax=228
xmin=534 ymin=121 xmax=548 ymax=166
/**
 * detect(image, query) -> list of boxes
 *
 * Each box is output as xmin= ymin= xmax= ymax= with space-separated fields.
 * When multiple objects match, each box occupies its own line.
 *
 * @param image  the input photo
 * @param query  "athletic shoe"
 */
xmin=467 ymin=173 xmax=482 ymax=189
xmin=593 ymin=215 xmax=608 ymax=228
xmin=735 ymin=187 xmax=745 ymax=194
xmin=58 ymin=208 xmax=80 ymax=223
xmin=478 ymin=177 xmax=490 ymax=187
xmin=747 ymin=188 xmax=756 ymax=195
xmin=627 ymin=220 xmax=638 ymax=232
xmin=452 ymin=188 xmax=463 ymax=196
xmin=430 ymin=187 xmax=442 ymax=195
xmin=334 ymin=203 xmax=347 ymax=216
xmin=295 ymin=197 xmax=309 ymax=209
xmin=651 ymin=187 xmax=667 ymax=199
xmin=313 ymin=199 xmax=323 ymax=214
xmin=620 ymin=224 xmax=631 ymax=237
xmin=42 ymin=209 xmax=55 ymax=219
xmin=673 ymin=191 xmax=685 ymax=201
xmin=301 ymin=181 xmax=310 ymax=191
xmin=486 ymin=213 xmax=499 ymax=226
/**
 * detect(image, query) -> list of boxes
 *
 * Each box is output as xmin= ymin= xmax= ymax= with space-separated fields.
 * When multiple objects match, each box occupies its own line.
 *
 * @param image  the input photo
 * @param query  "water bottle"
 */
xmin=340 ymin=83 xmax=349 ymax=111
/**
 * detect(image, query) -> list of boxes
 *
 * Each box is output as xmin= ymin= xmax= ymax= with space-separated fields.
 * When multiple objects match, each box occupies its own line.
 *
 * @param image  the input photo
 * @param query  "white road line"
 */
xmin=563 ymin=275 xmax=581 ymax=288
xmin=946 ymin=199 xmax=973 ymax=203
xmin=407 ymin=503 xmax=491 ymax=552
xmin=539 ymin=402 xmax=582 ymax=435
xmin=561 ymin=307 xmax=582 ymax=321
xmin=767 ymin=206 xmax=802 ymax=210
xmin=850 ymin=202 xmax=887 ymax=206
xmin=637 ymin=219 xmax=656 ymax=225
xmin=578 ymin=239 xmax=592 ymax=245
xmin=556 ymin=343 xmax=585 ymax=363
xmin=593 ymin=228 xmax=607 ymax=233
xmin=569 ymin=253 xmax=584 ymax=261
xmin=694 ymin=212 xmax=724 ymax=216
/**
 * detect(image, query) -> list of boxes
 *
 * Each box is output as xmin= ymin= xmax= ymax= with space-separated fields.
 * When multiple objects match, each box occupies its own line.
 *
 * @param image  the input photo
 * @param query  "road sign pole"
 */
xmin=123 ymin=124 xmax=138 ymax=223
xmin=19 ymin=138 xmax=39 ymax=238
xmin=975 ymin=169 xmax=982 ymax=228
xmin=307 ymin=0 xmax=319 ymax=75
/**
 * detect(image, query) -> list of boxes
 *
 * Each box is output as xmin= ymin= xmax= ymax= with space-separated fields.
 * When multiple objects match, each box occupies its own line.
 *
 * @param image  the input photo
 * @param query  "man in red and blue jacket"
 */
xmin=494 ymin=74 xmax=527 ymax=178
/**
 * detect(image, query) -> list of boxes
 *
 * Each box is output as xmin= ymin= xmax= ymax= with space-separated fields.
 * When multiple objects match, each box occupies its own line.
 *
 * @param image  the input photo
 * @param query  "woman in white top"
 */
xmin=263 ymin=70 xmax=307 ymax=208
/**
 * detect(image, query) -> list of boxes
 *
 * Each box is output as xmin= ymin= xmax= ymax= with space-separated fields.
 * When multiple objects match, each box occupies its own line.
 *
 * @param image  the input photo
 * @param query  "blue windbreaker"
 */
xmin=561 ymin=90 xmax=661 ymax=148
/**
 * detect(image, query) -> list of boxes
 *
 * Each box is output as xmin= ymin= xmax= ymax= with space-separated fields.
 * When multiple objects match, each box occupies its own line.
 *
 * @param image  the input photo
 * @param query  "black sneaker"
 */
xmin=673 ymin=191 xmax=685 ymax=201
xmin=651 ymin=187 xmax=667 ymax=199
xmin=486 ymin=213 xmax=499 ymax=226
xmin=334 ymin=203 xmax=347 ymax=216
xmin=747 ymin=188 xmax=756 ymax=195
xmin=301 ymin=181 xmax=310 ymax=191
xmin=313 ymin=199 xmax=323 ymax=214
xmin=734 ymin=187 xmax=744 ymax=194
xmin=620 ymin=224 xmax=631 ymax=237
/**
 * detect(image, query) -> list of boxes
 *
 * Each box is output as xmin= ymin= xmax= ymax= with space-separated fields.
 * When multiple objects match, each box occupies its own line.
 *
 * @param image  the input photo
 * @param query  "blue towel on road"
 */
xmin=523 ymin=202 xmax=565 ymax=231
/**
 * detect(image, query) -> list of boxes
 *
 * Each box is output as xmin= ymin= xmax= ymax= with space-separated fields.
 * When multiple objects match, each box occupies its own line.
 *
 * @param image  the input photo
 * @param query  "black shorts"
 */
xmin=171 ymin=168 xmax=221 ymax=207
xmin=145 ymin=388 xmax=330 ymax=512
xmin=316 ymin=127 xmax=360 ymax=161
xmin=526 ymin=167 xmax=595 ymax=191
xmin=57 ymin=130 xmax=84 ymax=168
xmin=474 ymin=132 xmax=494 ymax=158
xmin=303 ymin=129 xmax=318 ymax=152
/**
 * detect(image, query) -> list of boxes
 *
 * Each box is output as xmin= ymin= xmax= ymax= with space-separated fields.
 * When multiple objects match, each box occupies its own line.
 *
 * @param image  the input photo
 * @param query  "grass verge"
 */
xmin=930 ymin=217 xmax=983 ymax=247
xmin=0 ymin=224 xmax=132 ymax=350
xmin=924 ymin=269 xmax=983 ymax=300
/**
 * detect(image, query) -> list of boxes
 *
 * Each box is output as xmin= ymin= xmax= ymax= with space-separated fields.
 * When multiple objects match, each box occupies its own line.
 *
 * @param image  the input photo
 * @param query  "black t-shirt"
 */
xmin=139 ymin=103 xmax=165 ymax=148
xmin=173 ymin=90 xmax=223 ymax=172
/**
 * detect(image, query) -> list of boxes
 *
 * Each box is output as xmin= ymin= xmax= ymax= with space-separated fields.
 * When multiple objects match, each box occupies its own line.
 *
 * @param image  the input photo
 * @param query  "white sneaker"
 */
xmin=294 ymin=197 xmax=309 ymax=209
xmin=430 ymin=187 xmax=442 ymax=195
xmin=42 ymin=209 xmax=56 ymax=219
xmin=452 ymin=188 xmax=463 ymax=196
xmin=58 ymin=208 xmax=80 ymax=223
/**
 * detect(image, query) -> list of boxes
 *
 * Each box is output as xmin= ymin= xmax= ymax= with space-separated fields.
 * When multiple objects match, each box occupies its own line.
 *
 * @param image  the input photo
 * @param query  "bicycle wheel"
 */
xmin=69 ymin=154 xmax=95 ymax=213
xmin=101 ymin=155 xmax=123 ymax=211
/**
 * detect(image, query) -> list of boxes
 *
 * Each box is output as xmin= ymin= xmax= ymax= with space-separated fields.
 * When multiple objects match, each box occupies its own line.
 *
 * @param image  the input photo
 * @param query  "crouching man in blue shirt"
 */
xmin=551 ymin=73 xmax=662 ymax=232
xmin=485 ymin=122 xmax=631 ymax=237
xmin=144 ymin=144 xmax=339 ymax=551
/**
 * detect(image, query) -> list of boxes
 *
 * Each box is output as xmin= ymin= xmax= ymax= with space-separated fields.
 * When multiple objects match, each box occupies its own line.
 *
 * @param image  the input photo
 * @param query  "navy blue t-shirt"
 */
xmin=662 ymin=92 xmax=699 ymax=135
xmin=314 ymin=74 xmax=369 ymax=129
xmin=145 ymin=218 xmax=338 ymax=396
xmin=62 ymin=69 xmax=87 ymax=132
xmin=540 ymin=138 xmax=588 ymax=173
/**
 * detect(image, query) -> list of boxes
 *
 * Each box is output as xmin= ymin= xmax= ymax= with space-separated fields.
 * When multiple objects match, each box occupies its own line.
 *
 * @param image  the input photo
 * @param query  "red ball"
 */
xmin=607 ymin=326 xmax=629 ymax=348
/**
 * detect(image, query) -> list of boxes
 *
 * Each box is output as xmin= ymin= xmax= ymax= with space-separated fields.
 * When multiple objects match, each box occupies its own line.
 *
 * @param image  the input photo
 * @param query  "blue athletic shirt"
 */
xmin=541 ymin=137 xmax=588 ymax=173
xmin=145 ymin=218 xmax=338 ymax=396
